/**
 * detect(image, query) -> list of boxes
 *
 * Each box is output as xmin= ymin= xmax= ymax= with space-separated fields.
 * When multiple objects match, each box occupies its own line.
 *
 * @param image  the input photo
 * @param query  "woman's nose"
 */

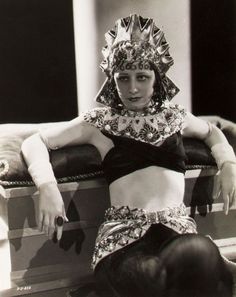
xmin=129 ymin=78 xmax=138 ymax=94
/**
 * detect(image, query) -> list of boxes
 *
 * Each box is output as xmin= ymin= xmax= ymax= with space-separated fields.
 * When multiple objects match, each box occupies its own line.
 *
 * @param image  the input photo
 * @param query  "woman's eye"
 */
xmin=137 ymin=75 xmax=148 ymax=81
xmin=117 ymin=76 xmax=129 ymax=81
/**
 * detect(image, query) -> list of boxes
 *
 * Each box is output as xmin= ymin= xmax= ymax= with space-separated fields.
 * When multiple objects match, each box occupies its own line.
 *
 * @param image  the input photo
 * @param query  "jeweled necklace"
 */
xmin=83 ymin=101 xmax=185 ymax=146
xmin=113 ymin=101 xmax=161 ymax=117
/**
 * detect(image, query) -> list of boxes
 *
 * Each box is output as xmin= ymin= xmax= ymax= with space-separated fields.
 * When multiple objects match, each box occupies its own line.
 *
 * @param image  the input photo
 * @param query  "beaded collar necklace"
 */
xmin=83 ymin=102 xmax=186 ymax=146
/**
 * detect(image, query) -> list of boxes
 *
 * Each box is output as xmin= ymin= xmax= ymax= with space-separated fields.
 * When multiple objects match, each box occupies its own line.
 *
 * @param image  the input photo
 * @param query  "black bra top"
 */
xmin=102 ymin=132 xmax=187 ymax=185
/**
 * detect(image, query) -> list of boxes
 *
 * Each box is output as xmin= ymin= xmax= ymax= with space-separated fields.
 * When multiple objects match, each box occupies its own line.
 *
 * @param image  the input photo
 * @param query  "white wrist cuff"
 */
xmin=211 ymin=143 xmax=236 ymax=170
xmin=28 ymin=160 xmax=57 ymax=188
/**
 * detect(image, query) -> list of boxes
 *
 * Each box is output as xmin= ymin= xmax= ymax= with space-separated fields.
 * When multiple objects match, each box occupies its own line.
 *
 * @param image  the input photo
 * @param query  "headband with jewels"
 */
xmin=95 ymin=14 xmax=179 ymax=108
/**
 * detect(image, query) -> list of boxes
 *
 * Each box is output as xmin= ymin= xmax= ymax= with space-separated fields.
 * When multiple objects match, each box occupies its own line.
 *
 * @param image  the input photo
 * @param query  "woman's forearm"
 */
xmin=21 ymin=133 xmax=57 ymax=188
xmin=22 ymin=133 xmax=66 ymax=240
xmin=204 ymin=124 xmax=236 ymax=170
xmin=203 ymin=123 xmax=236 ymax=214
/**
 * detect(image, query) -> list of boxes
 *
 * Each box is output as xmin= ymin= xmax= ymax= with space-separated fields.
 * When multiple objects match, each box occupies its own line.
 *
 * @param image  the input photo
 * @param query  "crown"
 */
xmin=100 ymin=14 xmax=174 ymax=75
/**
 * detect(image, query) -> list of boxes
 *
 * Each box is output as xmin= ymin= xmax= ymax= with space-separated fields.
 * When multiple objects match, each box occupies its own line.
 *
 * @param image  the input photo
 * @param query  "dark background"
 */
xmin=191 ymin=0 xmax=236 ymax=122
xmin=0 ymin=0 xmax=77 ymax=123
xmin=0 ymin=0 xmax=235 ymax=123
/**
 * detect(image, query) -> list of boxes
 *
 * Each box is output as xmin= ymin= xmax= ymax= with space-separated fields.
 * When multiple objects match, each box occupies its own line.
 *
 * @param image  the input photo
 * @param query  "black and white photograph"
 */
xmin=0 ymin=0 xmax=236 ymax=296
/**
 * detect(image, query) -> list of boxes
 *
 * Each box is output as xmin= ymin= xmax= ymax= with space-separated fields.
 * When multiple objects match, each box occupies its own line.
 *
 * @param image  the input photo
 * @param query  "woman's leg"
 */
xmin=159 ymin=234 xmax=233 ymax=297
xmin=95 ymin=248 xmax=166 ymax=297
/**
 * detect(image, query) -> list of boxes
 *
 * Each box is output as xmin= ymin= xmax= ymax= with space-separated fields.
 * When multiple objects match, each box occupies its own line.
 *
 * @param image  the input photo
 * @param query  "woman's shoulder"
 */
xmin=157 ymin=101 xmax=187 ymax=130
xmin=161 ymin=101 xmax=186 ymax=117
xmin=81 ymin=106 xmax=110 ymax=129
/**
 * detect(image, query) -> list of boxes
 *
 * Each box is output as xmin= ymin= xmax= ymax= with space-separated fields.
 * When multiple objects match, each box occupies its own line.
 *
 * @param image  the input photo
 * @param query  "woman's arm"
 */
xmin=21 ymin=116 xmax=95 ymax=240
xmin=182 ymin=112 xmax=228 ymax=144
xmin=183 ymin=112 xmax=236 ymax=214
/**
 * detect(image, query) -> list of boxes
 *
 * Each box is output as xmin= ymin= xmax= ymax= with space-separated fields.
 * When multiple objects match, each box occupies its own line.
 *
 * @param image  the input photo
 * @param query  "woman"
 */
xmin=22 ymin=14 xmax=236 ymax=297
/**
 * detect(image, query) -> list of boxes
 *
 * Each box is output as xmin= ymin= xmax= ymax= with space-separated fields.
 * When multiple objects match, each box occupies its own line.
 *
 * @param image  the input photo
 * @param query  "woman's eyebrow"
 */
xmin=136 ymin=72 xmax=151 ymax=75
xmin=116 ymin=73 xmax=129 ymax=76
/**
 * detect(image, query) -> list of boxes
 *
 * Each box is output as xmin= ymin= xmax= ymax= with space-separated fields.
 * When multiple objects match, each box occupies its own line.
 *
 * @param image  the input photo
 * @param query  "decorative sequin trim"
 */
xmin=83 ymin=102 xmax=186 ymax=146
xmin=92 ymin=203 xmax=197 ymax=269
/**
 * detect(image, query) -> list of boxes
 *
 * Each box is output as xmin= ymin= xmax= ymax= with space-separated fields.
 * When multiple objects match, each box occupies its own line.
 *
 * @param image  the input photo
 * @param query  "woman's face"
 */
xmin=113 ymin=61 xmax=156 ymax=111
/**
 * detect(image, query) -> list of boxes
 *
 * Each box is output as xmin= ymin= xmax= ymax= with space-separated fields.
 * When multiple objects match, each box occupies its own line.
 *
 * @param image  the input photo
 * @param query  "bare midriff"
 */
xmin=109 ymin=166 xmax=185 ymax=212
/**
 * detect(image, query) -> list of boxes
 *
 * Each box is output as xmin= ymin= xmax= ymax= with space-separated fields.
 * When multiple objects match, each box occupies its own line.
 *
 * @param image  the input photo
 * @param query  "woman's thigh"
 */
xmin=158 ymin=234 xmax=233 ymax=296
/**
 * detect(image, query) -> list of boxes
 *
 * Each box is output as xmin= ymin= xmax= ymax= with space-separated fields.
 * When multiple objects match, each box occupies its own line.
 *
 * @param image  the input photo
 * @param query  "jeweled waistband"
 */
xmin=104 ymin=203 xmax=188 ymax=224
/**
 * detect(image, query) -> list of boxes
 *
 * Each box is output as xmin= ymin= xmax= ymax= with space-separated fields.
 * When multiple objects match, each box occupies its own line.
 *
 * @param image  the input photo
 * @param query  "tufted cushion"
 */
xmin=0 ymin=117 xmax=235 ymax=187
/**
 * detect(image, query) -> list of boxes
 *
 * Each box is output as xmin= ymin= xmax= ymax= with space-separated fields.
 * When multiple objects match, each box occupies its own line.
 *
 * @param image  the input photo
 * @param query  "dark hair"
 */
xmin=149 ymin=62 xmax=168 ymax=107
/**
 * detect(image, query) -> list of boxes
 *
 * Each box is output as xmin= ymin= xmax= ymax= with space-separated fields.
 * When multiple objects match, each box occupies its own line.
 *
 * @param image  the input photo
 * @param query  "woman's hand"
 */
xmin=215 ymin=163 xmax=236 ymax=215
xmin=38 ymin=182 xmax=68 ymax=240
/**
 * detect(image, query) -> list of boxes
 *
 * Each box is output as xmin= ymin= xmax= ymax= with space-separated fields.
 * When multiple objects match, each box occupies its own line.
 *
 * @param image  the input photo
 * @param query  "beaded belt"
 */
xmin=104 ymin=204 xmax=188 ymax=224
xmin=92 ymin=203 xmax=197 ymax=269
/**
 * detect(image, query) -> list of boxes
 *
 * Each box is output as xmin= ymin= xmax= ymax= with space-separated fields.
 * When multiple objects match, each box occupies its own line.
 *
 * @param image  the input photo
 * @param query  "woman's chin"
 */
xmin=125 ymin=103 xmax=148 ymax=112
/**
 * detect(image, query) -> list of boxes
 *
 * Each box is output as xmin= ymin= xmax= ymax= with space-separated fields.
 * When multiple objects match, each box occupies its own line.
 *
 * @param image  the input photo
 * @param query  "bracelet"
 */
xmin=211 ymin=143 xmax=236 ymax=170
xmin=28 ymin=160 xmax=57 ymax=188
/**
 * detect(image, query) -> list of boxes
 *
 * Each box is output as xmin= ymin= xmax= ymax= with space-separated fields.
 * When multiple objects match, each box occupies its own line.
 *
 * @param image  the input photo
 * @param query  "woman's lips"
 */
xmin=128 ymin=97 xmax=141 ymax=102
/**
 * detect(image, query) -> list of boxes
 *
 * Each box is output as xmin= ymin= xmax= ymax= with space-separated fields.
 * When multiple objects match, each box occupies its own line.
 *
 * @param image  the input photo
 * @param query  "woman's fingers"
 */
xmin=48 ymin=216 xmax=56 ymax=238
xmin=37 ymin=184 xmax=67 ymax=240
xmin=222 ymin=190 xmax=230 ymax=215
xmin=56 ymin=225 xmax=63 ymax=241
xmin=38 ymin=207 xmax=67 ymax=240
xmin=56 ymin=206 xmax=67 ymax=240
xmin=38 ymin=212 xmax=56 ymax=237
xmin=213 ymin=175 xmax=221 ymax=199
xmin=43 ymin=215 xmax=50 ymax=235
xmin=63 ymin=208 xmax=69 ymax=223
xmin=40 ymin=213 xmax=64 ymax=239
xmin=38 ymin=211 xmax=44 ymax=232
xmin=229 ymin=189 xmax=236 ymax=208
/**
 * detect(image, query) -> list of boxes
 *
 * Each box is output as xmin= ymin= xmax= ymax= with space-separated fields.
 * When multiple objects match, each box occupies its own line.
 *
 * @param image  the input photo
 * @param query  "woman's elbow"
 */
xmin=21 ymin=133 xmax=38 ymax=152
xmin=204 ymin=124 xmax=228 ymax=147
xmin=21 ymin=133 xmax=48 ymax=163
